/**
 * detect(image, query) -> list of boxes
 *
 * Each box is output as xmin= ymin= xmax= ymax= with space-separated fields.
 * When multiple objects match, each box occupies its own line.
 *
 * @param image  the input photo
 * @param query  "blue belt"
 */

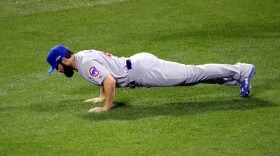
xmin=126 ymin=59 xmax=136 ymax=88
xmin=126 ymin=59 xmax=132 ymax=70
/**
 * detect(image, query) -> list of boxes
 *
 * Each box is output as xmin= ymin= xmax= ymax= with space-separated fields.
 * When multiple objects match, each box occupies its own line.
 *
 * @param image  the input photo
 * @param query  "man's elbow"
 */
xmin=104 ymin=75 xmax=116 ymax=87
xmin=108 ymin=76 xmax=116 ymax=86
xmin=109 ymin=79 xmax=116 ymax=88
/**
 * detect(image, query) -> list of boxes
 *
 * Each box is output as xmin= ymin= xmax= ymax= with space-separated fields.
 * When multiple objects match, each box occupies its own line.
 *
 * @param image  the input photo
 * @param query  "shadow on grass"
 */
xmin=80 ymin=97 xmax=277 ymax=121
xmin=22 ymin=85 xmax=278 ymax=120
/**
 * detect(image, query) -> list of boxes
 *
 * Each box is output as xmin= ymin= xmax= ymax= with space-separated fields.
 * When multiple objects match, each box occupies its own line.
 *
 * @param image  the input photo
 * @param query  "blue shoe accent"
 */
xmin=240 ymin=65 xmax=255 ymax=97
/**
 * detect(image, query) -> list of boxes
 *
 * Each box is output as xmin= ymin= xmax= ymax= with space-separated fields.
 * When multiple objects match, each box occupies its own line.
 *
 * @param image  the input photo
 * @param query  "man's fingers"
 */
xmin=88 ymin=107 xmax=103 ymax=113
xmin=88 ymin=107 xmax=96 ymax=112
xmin=84 ymin=99 xmax=92 ymax=102
xmin=84 ymin=98 xmax=98 ymax=103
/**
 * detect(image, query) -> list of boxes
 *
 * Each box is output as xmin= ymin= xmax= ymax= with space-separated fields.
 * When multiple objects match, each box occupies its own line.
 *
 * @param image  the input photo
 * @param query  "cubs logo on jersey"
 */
xmin=89 ymin=66 xmax=100 ymax=77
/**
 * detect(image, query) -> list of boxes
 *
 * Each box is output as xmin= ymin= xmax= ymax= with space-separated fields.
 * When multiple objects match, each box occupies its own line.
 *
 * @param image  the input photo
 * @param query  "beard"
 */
xmin=62 ymin=64 xmax=74 ymax=78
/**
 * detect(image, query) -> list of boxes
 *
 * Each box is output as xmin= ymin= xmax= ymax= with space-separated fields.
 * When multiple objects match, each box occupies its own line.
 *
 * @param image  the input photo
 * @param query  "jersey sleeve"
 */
xmin=82 ymin=60 xmax=110 ymax=86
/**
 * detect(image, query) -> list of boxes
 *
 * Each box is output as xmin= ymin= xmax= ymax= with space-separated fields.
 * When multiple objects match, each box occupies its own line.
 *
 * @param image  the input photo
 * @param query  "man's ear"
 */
xmin=61 ymin=57 xmax=69 ymax=65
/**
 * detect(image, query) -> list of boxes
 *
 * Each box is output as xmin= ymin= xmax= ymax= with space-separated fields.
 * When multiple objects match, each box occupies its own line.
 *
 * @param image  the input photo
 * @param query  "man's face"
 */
xmin=56 ymin=63 xmax=74 ymax=78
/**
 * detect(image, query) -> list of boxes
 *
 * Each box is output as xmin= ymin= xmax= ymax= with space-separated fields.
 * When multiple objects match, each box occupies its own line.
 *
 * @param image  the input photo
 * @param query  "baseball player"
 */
xmin=46 ymin=45 xmax=255 ymax=113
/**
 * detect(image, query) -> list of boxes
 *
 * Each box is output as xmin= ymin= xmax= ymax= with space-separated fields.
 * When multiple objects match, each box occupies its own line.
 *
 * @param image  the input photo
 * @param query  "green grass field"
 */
xmin=1 ymin=0 xmax=279 ymax=155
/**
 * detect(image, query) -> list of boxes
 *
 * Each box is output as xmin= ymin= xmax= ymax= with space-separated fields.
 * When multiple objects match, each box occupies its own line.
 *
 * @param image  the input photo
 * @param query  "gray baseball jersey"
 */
xmin=75 ymin=50 xmax=129 ymax=87
xmin=75 ymin=50 xmax=253 ymax=88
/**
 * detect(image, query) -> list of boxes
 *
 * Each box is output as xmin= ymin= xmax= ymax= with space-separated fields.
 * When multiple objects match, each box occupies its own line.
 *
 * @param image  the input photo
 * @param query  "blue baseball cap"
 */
xmin=46 ymin=45 xmax=68 ymax=73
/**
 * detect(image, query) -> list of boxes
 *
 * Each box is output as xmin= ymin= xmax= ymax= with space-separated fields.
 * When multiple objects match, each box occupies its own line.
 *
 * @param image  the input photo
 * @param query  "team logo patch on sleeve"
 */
xmin=89 ymin=66 xmax=100 ymax=77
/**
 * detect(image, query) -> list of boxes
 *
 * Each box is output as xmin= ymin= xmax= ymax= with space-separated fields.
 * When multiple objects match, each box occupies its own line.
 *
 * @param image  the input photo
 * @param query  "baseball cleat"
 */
xmin=240 ymin=65 xmax=255 ymax=97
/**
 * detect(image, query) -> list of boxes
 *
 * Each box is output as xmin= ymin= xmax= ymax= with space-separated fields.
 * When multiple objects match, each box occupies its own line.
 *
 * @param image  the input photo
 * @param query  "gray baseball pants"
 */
xmin=128 ymin=53 xmax=253 ymax=87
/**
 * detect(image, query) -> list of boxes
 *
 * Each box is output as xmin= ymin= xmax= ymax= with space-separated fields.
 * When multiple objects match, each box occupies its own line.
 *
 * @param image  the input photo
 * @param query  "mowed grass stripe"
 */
xmin=0 ymin=0 xmax=128 ymax=18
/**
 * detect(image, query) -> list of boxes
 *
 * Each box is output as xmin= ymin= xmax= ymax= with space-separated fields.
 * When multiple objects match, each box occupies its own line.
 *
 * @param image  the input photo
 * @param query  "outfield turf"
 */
xmin=0 ymin=0 xmax=280 ymax=155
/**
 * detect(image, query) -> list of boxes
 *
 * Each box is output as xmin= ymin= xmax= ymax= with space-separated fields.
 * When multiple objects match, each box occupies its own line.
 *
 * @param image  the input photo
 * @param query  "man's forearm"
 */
xmin=103 ymin=85 xmax=115 ymax=111
xmin=87 ymin=74 xmax=116 ymax=113
xmin=102 ymin=75 xmax=116 ymax=111
xmin=99 ymin=86 xmax=106 ymax=100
